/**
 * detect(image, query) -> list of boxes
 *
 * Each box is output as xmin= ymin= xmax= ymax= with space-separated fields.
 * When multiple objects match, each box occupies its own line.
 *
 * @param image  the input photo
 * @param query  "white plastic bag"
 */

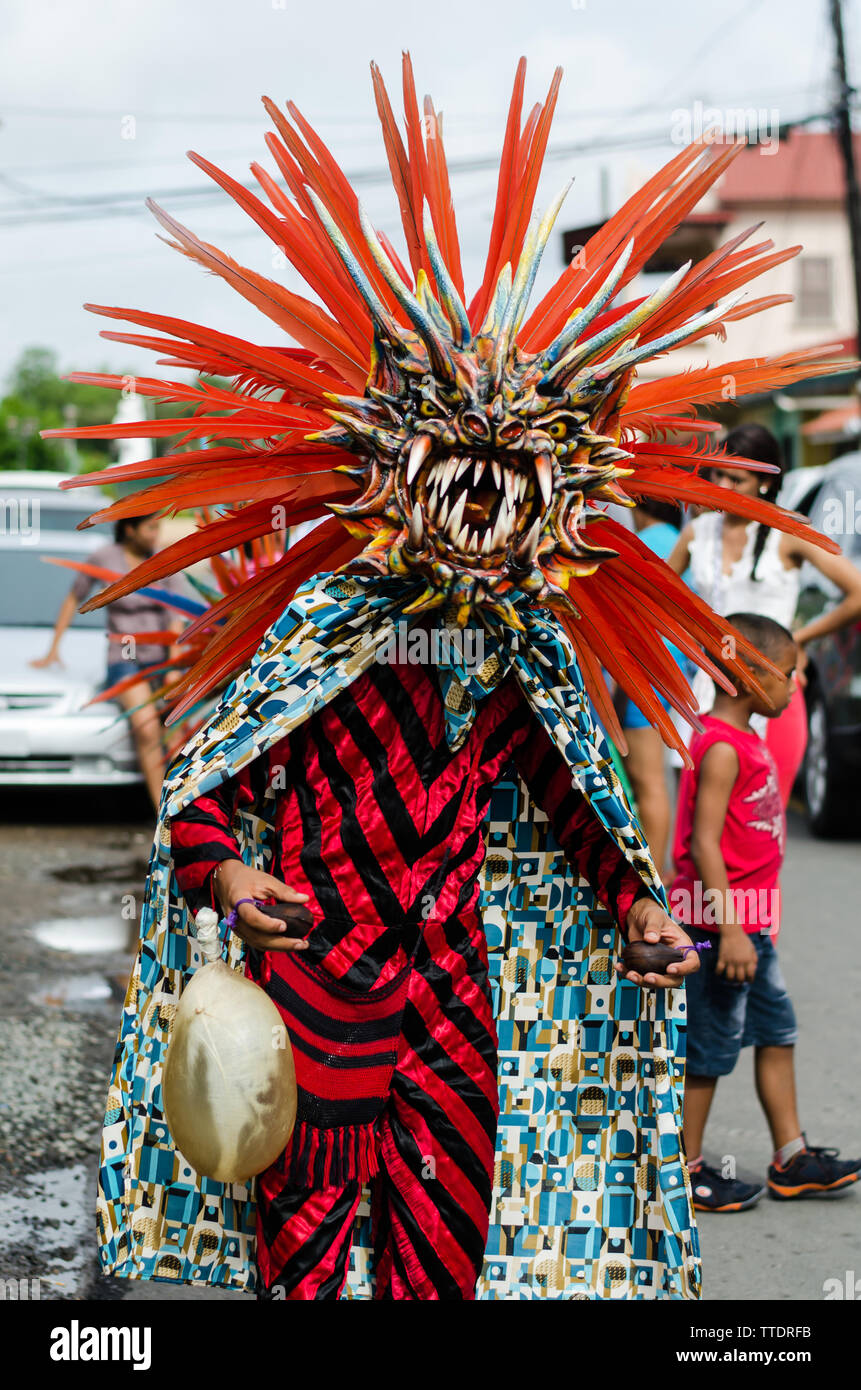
xmin=162 ymin=908 xmax=297 ymax=1183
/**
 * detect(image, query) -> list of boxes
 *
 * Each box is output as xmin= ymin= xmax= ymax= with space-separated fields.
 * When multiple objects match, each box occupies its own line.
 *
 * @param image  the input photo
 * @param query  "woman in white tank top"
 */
xmin=668 ymin=424 xmax=861 ymax=807
xmin=688 ymin=509 xmax=800 ymax=628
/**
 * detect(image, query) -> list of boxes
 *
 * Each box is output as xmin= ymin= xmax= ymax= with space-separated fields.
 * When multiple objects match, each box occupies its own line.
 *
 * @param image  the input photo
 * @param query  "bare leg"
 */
xmin=119 ymin=681 xmax=165 ymax=810
xmin=753 ymin=1045 xmax=802 ymax=1152
xmin=683 ymin=1075 xmax=718 ymax=1159
xmin=622 ymin=724 xmax=670 ymax=873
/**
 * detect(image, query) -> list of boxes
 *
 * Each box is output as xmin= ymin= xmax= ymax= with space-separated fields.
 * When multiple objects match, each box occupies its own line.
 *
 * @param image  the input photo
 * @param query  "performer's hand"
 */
xmin=616 ymin=898 xmax=700 ymax=990
xmin=213 ymin=859 xmax=310 ymax=952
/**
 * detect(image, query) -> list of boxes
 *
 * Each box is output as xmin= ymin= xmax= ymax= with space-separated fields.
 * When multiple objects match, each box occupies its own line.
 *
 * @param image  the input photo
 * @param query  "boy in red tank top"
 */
xmin=670 ymin=612 xmax=860 ymax=1211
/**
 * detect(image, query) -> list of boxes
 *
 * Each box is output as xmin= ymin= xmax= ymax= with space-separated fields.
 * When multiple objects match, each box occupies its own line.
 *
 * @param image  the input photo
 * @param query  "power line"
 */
xmin=589 ymin=0 xmax=772 ymax=142
xmin=0 ymin=79 xmax=827 ymax=130
xmin=0 ymin=108 xmax=840 ymax=230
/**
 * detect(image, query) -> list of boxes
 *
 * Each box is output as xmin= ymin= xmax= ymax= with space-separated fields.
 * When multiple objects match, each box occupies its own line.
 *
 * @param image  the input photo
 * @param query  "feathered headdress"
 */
xmin=45 ymin=56 xmax=843 ymax=753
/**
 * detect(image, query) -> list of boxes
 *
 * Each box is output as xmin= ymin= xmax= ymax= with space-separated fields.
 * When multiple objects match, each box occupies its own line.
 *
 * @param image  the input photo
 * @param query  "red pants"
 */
xmin=255 ymin=916 xmax=499 ymax=1300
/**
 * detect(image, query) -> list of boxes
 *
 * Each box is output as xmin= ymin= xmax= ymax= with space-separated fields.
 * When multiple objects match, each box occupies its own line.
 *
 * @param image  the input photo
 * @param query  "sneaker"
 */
xmin=689 ymin=1161 xmax=766 ymax=1212
xmin=767 ymin=1137 xmax=861 ymax=1200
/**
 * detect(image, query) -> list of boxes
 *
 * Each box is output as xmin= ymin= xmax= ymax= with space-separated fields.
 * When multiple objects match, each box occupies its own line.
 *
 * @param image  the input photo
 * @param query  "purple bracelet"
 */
xmin=679 ymin=941 xmax=713 ymax=956
xmin=224 ymin=897 xmax=259 ymax=929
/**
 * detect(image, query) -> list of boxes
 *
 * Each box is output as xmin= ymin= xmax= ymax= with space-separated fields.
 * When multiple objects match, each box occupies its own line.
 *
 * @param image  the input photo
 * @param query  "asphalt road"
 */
xmin=0 ymin=787 xmax=858 ymax=1303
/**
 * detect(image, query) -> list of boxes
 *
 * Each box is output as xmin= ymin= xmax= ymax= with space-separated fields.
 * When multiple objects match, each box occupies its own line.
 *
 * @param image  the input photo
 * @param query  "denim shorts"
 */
xmin=683 ymin=925 xmax=798 ymax=1077
xmin=104 ymin=659 xmax=150 ymax=690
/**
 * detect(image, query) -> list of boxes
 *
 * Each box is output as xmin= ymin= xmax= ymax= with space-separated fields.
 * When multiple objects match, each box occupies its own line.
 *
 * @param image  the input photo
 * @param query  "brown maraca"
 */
xmin=256 ymin=901 xmax=315 ymax=932
xmin=620 ymin=941 xmax=688 ymax=975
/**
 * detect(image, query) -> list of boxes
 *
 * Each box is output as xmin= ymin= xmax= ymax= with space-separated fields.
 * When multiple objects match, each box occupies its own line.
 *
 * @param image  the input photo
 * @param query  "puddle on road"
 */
xmin=32 ymin=916 xmax=132 ymax=954
xmin=0 ymin=1164 xmax=91 ymax=1298
xmin=29 ymin=973 xmax=113 ymax=1010
xmin=50 ymin=858 xmax=149 ymax=885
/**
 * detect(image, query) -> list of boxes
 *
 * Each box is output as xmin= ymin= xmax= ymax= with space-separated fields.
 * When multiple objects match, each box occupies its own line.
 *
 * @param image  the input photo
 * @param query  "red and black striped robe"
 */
xmin=170 ymin=659 xmax=652 ymax=1294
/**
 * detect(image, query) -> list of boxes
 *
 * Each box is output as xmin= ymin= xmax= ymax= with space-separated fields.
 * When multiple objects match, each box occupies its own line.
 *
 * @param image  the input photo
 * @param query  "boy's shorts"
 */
xmin=683 ymin=925 xmax=798 ymax=1077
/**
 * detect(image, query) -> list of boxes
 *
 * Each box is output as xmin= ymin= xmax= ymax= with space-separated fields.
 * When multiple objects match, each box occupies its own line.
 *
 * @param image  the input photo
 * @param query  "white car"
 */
xmin=0 ymin=470 xmax=141 ymax=787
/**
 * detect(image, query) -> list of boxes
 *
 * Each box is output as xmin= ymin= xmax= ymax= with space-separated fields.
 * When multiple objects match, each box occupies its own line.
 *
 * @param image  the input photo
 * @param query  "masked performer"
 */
xmin=47 ymin=57 xmax=843 ymax=1300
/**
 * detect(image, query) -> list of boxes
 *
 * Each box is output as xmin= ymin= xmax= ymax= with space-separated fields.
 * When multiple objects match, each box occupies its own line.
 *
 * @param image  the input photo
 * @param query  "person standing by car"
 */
xmin=667 ymin=424 xmax=861 ymax=808
xmin=30 ymin=514 xmax=185 ymax=809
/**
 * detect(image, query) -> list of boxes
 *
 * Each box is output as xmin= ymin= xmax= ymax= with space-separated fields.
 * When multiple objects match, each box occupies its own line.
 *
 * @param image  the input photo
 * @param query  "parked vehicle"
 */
xmin=780 ymin=454 xmax=861 ymax=837
xmin=0 ymin=471 xmax=142 ymax=787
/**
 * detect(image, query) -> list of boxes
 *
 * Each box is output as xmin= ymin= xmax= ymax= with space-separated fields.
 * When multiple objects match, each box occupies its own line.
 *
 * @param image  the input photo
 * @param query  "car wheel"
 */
xmin=804 ymin=687 xmax=850 ymax=837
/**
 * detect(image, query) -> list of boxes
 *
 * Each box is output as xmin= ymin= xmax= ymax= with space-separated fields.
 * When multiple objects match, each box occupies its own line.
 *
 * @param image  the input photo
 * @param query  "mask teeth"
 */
xmin=516 ymin=517 xmax=541 ymax=563
xmin=409 ymin=446 xmax=552 ymax=569
xmin=407 ymin=503 xmax=425 ymax=550
xmin=406 ymin=433 xmax=433 ymax=486
xmin=535 ymin=454 xmax=554 ymax=508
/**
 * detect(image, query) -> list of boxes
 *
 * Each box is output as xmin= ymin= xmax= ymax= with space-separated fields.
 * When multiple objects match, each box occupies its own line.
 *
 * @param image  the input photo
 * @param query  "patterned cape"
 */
xmin=97 ymin=572 xmax=701 ymax=1299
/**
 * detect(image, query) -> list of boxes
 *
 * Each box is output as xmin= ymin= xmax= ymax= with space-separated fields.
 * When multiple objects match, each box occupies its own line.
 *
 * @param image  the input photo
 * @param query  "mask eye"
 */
xmin=419 ymin=400 xmax=437 ymax=418
xmin=547 ymin=421 xmax=568 ymax=439
xmin=464 ymin=413 xmax=489 ymax=437
xmin=499 ymin=420 xmax=524 ymax=441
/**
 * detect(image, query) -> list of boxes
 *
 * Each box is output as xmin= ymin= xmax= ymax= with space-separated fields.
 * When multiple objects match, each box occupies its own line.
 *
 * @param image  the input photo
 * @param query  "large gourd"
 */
xmin=162 ymin=907 xmax=297 ymax=1183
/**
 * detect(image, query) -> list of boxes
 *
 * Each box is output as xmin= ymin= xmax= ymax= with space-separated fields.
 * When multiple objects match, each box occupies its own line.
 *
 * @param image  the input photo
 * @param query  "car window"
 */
xmin=0 ymin=547 xmax=105 ymax=628
xmin=0 ymin=493 xmax=101 ymax=532
xmin=33 ymin=506 xmax=99 ymax=533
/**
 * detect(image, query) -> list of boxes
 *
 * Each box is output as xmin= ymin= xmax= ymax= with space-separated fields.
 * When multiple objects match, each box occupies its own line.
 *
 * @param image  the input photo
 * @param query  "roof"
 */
xmin=683 ymin=210 xmax=731 ymax=226
xmin=718 ymin=130 xmax=861 ymax=206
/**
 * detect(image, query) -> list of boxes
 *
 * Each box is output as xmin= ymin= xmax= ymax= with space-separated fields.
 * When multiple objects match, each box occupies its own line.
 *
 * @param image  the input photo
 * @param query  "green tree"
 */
xmin=0 ymin=346 xmax=118 ymax=472
xmin=0 ymin=347 xmax=237 ymax=511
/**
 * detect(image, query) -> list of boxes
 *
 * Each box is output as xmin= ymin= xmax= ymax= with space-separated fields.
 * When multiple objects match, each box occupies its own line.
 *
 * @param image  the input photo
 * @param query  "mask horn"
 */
xmin=357 ymin=201 xmax=458 ymax=381
xmin=422 ymin=203 xmax=472 ymax=347
xmin=540 ymin=238 xmax=635 ymax=371
xmin=541 ymin=257 xmax=693 ymax=389
xmin=491 ymin=179 xmax=573 ymax=388
xmin=476 ymin=261 xmax=513 ymax=339
xmin=542 ymin=239 xmax=637 ymax=369
xmin=305 ymin=188 xmax=399 ymax=339
xmin=590 ymin=290 xmax=746 ymax=380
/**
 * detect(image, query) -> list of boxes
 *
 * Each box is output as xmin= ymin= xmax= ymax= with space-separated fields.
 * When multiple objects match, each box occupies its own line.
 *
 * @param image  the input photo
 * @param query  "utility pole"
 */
xmin=830 ymin=0 xmax=861 ymax=387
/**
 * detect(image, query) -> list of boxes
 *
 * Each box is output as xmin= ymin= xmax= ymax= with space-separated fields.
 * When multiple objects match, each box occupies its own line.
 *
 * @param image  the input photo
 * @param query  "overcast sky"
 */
xmin=1 ymin=0 xmax=857 ymax=388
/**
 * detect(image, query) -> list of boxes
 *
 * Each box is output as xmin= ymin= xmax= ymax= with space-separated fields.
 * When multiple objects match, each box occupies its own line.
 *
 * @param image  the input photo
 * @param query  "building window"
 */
xmin=797 ymin=256 xmax=833 ymax=323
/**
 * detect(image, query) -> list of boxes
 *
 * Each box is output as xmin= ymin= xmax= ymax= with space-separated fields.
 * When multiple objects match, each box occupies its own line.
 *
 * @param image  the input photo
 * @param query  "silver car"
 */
xmin=0 ymin=470 xmax=141 ymax=787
